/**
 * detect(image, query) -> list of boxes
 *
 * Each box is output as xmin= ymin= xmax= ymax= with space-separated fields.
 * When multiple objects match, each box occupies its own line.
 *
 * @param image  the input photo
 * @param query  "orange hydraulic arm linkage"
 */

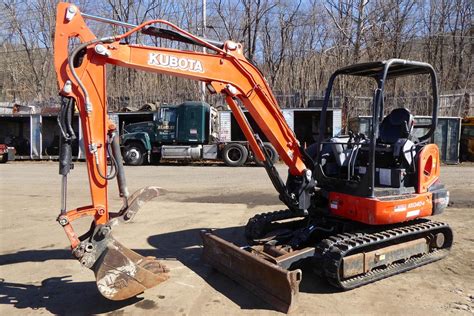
xmin=53 ymin=2 xmax=315 ymax=300
xmin=54 ymin=2 xmax=314 ymax=218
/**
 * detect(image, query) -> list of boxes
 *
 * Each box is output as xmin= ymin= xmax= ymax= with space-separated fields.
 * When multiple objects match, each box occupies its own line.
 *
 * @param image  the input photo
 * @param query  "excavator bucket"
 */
xmin=94 ymin=236 xmax=169 ymax=300
xmin=201 ymin=230 xmax=302 ymax=313
xmin=73 ymin=187 xmax=169 ymax=301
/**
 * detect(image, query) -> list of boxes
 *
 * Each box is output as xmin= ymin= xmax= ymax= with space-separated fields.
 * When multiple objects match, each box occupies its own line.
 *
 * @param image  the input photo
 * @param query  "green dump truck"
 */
xmin=121 ymin=101 xmax=278 ymax=166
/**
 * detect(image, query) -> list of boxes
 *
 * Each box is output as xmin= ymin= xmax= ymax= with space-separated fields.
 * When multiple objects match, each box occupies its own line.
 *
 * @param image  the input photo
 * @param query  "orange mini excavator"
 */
xmin=53 ymin=3 xmax=452 ymax=312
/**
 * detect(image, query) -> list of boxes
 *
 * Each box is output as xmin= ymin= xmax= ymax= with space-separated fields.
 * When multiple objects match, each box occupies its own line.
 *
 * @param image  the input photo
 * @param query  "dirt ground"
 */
xmin=0 ymin=162 xmax=473 ymax=315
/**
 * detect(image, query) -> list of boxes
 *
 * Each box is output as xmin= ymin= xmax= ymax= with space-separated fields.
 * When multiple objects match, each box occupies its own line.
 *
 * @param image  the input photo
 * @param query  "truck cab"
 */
xmin=121 ymin=101 xmax=217 ymax=165
xmin=121 ymin=101 xmax=278 ymax=166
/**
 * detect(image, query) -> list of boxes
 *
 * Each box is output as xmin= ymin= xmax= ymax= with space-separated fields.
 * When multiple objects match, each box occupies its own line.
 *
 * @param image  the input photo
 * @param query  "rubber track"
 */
xmin=319 ymin=220 xmax=453 ymax=290
xmin=245 ymin=209 xmax=306 ymax=242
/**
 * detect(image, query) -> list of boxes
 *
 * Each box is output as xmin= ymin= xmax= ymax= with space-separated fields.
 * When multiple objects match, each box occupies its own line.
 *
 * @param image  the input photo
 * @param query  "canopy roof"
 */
xmin=334 ymin=59 xmax=433 ymax=79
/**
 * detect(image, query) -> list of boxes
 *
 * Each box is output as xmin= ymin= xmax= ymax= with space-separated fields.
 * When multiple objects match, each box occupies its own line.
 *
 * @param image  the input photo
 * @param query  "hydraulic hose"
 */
xmin=68 ymin=36 xmax=116 ymax=181
xmin=68 ymin=36 xmax=115 ymax=113
xmin=95 ymin=133 xmax=118 ymax=181
xmin=111 ymin=131 xmax=129 ymax=200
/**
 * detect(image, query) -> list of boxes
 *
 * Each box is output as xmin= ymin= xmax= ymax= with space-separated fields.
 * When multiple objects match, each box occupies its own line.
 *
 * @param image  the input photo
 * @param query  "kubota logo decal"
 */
xmin=148 ymin=53 xmax=204 ymax=73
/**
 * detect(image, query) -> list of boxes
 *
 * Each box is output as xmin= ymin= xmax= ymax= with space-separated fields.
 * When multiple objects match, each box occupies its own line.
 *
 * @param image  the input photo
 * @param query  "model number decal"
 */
xmin=408 ymin=201 xmax=425 ymax=208
xmin=148 ymin=53 xmax=204 ymax=73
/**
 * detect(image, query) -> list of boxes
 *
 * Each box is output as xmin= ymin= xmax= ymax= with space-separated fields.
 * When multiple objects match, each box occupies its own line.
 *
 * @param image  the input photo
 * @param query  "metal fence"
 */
xmin=291 ymin=90 xmax=472 ymax=118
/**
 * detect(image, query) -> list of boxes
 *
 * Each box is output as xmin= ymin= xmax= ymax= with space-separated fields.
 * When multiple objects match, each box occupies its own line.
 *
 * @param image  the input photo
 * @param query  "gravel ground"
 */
xmin=0 ymin=161 xmax=473 ymax=315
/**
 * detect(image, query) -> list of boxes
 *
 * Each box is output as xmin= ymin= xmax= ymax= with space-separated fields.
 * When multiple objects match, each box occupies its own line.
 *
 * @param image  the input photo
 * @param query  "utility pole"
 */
xmin=201 ymin=0 xmax=207 ymax=102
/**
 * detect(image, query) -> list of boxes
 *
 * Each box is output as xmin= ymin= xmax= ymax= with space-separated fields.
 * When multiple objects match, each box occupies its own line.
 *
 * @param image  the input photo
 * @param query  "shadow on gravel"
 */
xmin=180 ymin=192 xmax=280 ymax=207
xmin=147 ymin=226 xmax=275 ymax=311
xmin=146 ymin=226 xmax=337 ymax=312
xmin=0 ymin=249 xmax=71 ymax=265
xmin=149 ymin=161 xmax=262 ymax=168
xmin=0 ymin=251 xmax=140 ymax=314
xmin=0 ymin=276 xmax=141 ymax=314
xmin=0 ymin=226 xmax=335 ymax=314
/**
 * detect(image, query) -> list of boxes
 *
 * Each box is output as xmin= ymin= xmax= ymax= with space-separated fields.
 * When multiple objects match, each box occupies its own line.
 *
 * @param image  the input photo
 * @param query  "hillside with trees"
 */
xmin=1 ymin=0 xmax=472 ymax=116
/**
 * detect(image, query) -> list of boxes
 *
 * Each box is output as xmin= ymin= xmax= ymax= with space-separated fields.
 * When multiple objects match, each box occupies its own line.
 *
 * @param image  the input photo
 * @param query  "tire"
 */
xmin=255 ymin=143 xmax=279 ymax=167
xmin=123 ymin=142 xmax=146 ymax=166
xmin=149 ymin=152 xmax=161 ymax=165
xmin=223 ymin=143 xmax=248 ymax=167
xmin=0 ymin=153 xmax=7 ymax=163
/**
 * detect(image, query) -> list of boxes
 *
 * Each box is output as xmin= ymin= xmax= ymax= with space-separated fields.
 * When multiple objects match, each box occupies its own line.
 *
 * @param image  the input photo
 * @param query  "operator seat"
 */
xmin=375 ymin=107 xmax=417 ymax=170
xmin=378 ymin=108 xmax=414 ymax=144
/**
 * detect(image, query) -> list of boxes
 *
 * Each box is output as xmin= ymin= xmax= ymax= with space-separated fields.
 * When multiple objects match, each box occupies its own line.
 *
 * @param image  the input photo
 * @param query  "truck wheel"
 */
xmin=0 ymin=153 xmax=7 ymax=163
xmin=255 ymin=143 xmax=279 ymax=167
xmin=223 ymin=143 xmax=248 ymax=167
xmin=124 ymin=142 xmax=146 ymax=166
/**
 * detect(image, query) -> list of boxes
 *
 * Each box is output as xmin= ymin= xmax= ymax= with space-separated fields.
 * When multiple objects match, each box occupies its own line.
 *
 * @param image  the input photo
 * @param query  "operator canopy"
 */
xmin=335 ymin=60 xmax=432 ymax=79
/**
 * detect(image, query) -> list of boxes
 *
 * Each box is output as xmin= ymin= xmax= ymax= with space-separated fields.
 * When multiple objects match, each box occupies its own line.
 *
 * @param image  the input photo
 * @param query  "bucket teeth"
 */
xmin=93 ymin=236 xmax=169 ymax=301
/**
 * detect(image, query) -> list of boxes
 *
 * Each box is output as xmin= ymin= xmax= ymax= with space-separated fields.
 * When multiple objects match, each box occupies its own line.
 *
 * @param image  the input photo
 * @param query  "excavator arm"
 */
xmin=54 ymin=2 xmax=314 ymax=213
xmin=53 ymin=2 xmax=314 ymax=307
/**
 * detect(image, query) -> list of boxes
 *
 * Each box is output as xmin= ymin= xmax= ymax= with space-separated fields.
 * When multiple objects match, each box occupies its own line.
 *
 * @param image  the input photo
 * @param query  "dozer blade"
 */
xmin=94 ymin=235 xmax=169 ymax=300
xmin=201 ymin=230 xmax=301 ymax=313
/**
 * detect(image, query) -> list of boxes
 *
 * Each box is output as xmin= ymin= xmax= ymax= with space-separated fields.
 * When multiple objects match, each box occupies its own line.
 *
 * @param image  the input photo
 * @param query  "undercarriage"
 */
xmin=202 ymin=208 xmax=453 ymax=313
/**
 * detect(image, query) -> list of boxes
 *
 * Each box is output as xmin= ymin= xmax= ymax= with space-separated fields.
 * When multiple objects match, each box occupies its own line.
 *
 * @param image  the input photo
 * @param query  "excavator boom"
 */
xmin=53 ymin=2 xmax=312 ymax=306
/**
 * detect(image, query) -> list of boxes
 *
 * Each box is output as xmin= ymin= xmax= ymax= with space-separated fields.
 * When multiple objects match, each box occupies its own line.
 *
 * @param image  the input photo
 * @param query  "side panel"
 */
xmin=328 ymin=191 xmax=433 ymax=225
xmin=445 ymin=118 xmax=461 ymax=163
xmin=417 ymin=144 xmax=441 ymax=193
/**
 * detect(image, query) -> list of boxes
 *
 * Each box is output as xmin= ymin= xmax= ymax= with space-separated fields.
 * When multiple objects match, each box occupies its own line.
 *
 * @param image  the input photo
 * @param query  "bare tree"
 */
xmin=0 ymin=0 xmax=471 ymax=116
xmin=2 ymin=0 xmax=56 ymax=102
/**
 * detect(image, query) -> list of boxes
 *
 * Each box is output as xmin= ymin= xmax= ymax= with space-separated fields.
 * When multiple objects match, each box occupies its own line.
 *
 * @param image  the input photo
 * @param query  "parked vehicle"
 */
xmin=460 ymin=117 xmax=474 ymax=161
xmin=120 ymin=101 xmax=278 ymax=166
xmin=0 ymin=144 xmax=15 ymax=163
